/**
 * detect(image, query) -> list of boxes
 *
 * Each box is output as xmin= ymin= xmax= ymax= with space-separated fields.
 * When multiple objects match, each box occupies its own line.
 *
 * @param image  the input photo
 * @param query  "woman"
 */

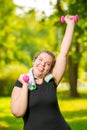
xmin=11 ymin=15 xmax=76 ymax=130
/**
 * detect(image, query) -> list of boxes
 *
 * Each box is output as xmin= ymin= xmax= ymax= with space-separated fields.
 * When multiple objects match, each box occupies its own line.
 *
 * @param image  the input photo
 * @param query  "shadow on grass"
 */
xmin=0 ymin=115 xmax=23 ymax=130
xmin=0 ymin=90 xmax=87 ymax=130
xmin=62 ymin=110 xmax=87 ymax=130
xmin=0 ymin=110 xmax=87 ymax=130
xmin=57 ymin=90 xmax=87 ymax=130
xmin=70 ymin=118 xmax=87 ymax=130
xmin=57 ymin=90 xmax=87 ymax=100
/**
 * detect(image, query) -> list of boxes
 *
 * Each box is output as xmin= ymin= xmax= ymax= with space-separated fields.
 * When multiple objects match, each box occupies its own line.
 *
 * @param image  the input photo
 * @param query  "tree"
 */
xmin=0 ymin=0 xmax=87 ymax=96
xmin=39 ymin=0 xmax=87 ymax=97
xmin=55 ymin=0 xmax=87 ymax=96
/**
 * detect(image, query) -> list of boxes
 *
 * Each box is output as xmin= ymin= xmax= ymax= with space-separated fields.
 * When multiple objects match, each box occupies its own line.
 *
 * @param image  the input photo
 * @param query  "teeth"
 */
xmin=38 ymin=67 xmax=43 ymax=71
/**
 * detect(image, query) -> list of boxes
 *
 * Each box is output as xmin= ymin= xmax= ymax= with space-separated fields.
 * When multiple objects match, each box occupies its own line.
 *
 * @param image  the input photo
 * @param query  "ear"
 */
xmin=33 ymin=58 xmax=35 ymax=62
xmin=33 ymin=58 xmax=36 ymax=64
xmin=33 ymin=57 xmax=36 ymax=62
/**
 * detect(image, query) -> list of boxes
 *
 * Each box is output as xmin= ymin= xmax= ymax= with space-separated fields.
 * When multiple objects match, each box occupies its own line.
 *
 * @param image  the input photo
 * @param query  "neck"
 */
xmin=34 ymin=75 xmax=43 ymax=80
xmin=32 ymin=69 xmax=43 ymax=80
xmin=34 ymin=76 xmax=43 ymax=84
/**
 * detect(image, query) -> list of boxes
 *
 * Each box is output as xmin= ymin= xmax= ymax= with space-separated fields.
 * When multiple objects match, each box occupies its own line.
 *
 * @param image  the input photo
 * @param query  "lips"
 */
xmin=38 ymin=67 xmax=44 ymax=72
xmin=37 ymin=65 xmax=44 ymax=72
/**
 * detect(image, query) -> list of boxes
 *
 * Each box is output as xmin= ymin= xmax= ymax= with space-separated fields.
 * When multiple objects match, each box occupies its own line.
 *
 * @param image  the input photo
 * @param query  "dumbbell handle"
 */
xmin=23 ymin=75 xmax=29 ymax=83
xmin=61 ymin=15 xmax=78 ymax=23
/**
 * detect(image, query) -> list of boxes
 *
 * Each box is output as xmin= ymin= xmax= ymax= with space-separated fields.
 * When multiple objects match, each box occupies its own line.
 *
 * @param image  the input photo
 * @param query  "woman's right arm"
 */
xmin=52 ymin=15 xmax=75 ymax=85
xmin=10 ymin=74 xmax=28 ymax=117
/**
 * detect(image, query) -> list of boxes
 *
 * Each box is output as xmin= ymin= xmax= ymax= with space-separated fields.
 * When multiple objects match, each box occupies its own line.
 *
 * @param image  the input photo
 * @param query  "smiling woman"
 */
xmin=10 ymin=15 xmax=77 ymax=130
xmin=13 ymin=0 xmax=56 ymax=16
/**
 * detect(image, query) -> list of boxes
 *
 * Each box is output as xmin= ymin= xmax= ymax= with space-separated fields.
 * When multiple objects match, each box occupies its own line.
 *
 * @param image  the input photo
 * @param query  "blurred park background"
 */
xmin=0 ymin=0 xmax=87 ymax=129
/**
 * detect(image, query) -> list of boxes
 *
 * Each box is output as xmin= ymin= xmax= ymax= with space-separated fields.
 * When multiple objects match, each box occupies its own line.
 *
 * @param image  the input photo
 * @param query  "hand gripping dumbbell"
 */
xmin=60 ymin=15 xmax=78 ymax=23
xmin=23 ymin=75 xmax=29 ymax=83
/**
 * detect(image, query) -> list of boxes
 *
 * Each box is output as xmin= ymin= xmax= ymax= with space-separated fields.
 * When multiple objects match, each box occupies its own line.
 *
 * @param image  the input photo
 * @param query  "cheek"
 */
xmin=33 ymin=60 xmax=38 ymax=66
xmin=45 ymin=66 xmax=51 ymax=73
xmin=33 ymin=61 xmax=41 ymax=71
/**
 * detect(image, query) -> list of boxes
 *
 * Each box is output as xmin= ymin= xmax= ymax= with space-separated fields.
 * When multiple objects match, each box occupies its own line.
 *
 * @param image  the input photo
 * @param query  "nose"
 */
xmin=41 ymin=61 xmax=45 ymax=66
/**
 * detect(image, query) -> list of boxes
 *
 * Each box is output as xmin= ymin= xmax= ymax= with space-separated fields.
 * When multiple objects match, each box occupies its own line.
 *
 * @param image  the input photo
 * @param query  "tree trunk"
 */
xmin=68 ymin=55 xmax=79 ymax=97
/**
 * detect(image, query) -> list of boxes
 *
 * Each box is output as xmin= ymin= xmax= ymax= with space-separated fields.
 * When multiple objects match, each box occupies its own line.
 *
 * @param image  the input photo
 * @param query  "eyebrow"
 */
xmin=37 ymin=56 xmax=52 ymax=64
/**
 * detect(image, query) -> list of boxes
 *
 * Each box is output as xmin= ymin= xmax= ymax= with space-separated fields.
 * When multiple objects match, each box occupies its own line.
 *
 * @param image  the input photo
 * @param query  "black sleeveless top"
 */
xmin=14 ymin=79 xmax=71 ymax=130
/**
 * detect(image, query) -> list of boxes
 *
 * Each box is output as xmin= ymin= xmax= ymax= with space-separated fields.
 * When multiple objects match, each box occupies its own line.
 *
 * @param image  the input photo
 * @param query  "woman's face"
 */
xmin=33 ymin=52 xmax=53 ymax=78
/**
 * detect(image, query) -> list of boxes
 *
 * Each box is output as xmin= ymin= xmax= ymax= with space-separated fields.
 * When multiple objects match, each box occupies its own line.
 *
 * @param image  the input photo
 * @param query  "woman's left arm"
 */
xmin=52 ymin=15 xmax=76 ymax=85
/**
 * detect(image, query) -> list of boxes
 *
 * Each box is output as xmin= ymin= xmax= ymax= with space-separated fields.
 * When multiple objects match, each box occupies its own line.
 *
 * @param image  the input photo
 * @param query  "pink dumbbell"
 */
xmin=61 ymin=15 xmax=78 ymax=23
xmin=23 ymin=75 xmax=29 ymax=83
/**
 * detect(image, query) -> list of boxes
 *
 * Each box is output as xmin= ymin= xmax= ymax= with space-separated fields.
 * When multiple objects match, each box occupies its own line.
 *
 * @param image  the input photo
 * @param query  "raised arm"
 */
xmin=60 ymin=16 xmax=75 ymax=56
xmin=52 ymin=15 xmax=76 ymax=85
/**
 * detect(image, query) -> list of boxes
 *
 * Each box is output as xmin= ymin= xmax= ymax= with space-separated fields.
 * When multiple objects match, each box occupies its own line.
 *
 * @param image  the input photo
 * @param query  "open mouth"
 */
xmin=38 ymin=67 xmax=44 ymax=72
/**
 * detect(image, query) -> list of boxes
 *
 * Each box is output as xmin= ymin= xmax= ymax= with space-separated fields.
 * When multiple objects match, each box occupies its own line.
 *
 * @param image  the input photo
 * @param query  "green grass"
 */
xmin=0 ymin=89 xmax=87 ymax=130
xmin=57 ymin=89 xmax=87 ymax=130
xmin=0 ymin=97 xmax=23 ymax=130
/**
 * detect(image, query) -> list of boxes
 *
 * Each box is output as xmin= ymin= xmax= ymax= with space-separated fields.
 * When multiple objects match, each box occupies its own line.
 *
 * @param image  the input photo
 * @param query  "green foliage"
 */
xmin=57 ymin=89 xmax=87 ymax=130
xmin=55 ymin=0 xmax=87 ymax=86
xmin=0 ymin=0 xmax=87 ymax=96
xmin=0 ymin=97 xmax=23 ymax=129
xmin=0 ymin=0 xmax=17 ymax=67
xmin=0 ymin=63 xmax=29 ymax=96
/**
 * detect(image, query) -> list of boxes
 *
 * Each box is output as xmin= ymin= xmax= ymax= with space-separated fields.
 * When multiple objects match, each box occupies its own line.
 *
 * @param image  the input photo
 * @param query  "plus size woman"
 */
xmin=11 ymin=15 xmax=76 ymax=130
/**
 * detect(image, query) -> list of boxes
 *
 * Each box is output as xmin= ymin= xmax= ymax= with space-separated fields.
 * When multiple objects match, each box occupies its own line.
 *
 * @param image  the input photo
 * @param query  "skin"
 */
xmin=32 ymin=52 xmax=53 ymax=84
xmin=10 ymin=15 xmax=75 ymax=117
